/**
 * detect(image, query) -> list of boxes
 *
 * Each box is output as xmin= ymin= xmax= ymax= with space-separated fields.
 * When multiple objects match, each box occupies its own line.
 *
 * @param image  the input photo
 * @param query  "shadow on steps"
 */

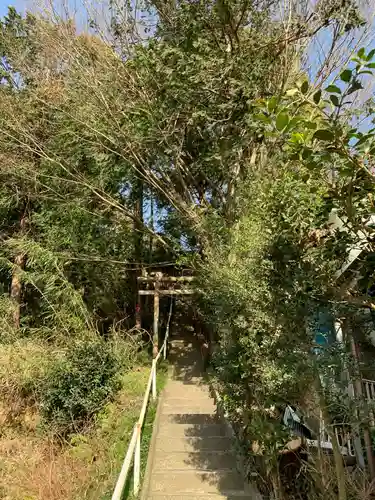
xmin=148 ymin=333 xmax=259 ymax=499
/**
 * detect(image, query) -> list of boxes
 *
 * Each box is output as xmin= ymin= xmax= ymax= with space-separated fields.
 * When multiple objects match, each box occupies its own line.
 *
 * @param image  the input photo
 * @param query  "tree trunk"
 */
xmin=10 ymin=252 xmax=26 ymax=328
xmin=133 ymin=179 xmax=143 ymax=327
xmin=10 ymin=210 xmax=27 ymax=328
xmin=315 ymin=377 xmax=347 ymax=500
xmin=134 ymin=179 xmax=143 ymax=264
xmin=350 ymin=337 xmax=375 ymax=479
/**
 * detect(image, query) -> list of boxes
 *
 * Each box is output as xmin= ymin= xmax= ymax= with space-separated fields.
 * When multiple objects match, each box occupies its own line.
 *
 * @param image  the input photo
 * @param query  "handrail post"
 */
xmin=111 ymin=426 xmax=138 ymax=500
xmin=152 ymin=360 xmax=157 ymax=400
xmin=134 ymin=423 xmax=141 ymax=495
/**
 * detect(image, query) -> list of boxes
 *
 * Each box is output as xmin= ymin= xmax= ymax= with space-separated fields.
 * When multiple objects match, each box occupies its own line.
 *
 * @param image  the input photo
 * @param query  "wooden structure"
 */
xmin=136 ymin=273 xmax=194 ymax=356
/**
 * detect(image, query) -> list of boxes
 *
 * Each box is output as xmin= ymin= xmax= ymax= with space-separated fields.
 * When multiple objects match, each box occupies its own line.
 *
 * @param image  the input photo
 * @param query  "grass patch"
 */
xmin=0 ymin=359 xmax=169 ymax=500
xmin=119 ymin=360 xmax=168 ymax=500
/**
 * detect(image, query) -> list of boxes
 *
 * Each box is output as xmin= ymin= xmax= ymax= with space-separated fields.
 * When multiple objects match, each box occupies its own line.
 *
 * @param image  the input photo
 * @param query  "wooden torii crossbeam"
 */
xmin=136 ymin=274 xmax=194 ymax=356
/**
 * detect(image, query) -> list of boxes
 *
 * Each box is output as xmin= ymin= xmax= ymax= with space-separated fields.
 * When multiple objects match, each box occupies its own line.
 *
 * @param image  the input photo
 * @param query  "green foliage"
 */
xmin=40 ymin=340 xmax=121 ymax=435
xmin=0 ymin=0 xmax=373 ymax=496
xmin=194 ymin=41 xmax=375 ymax=497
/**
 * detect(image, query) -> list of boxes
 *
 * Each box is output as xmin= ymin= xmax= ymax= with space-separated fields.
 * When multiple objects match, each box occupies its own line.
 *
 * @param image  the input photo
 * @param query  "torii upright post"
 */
xmin=135 ymin=300 xmax=141 ymax=329
xmin=152 ymin=278 xmax=160 ymax=358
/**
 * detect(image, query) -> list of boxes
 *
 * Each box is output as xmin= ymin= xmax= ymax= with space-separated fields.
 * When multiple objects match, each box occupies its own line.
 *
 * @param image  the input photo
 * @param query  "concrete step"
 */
xmin=169 ymin=355 xmax=199 ymax=362
xmin=170 ymin=377 xmax=206 ymax=384
xmin=161 ymin=399 xmax=216 ymax=413
xmin=155 ymin=436 xmax=233 ymax=453
xmin=163 ymin=390 xmax=211 ymax=400
xmin=148 ymin=470 xmax=245 ymax=495
xmin=165 ymin=381 xmax=210 ymax=389
xmin=164 ymin=380 xmax=210 ymax=390
xmin=171 ymin=364 xmax=203 ymax=371
xmin=148 ymin=495 xmax=252 ymax=499
xmin=165 ymin=380 xmax=209 ymax=388
xmin=162 ymin=403 xmax=216 ymax=414
xmin=169 ymin=349 xmax=201 ymax=357
xmin=163 ymin=397 xmax=214 ymax=405
xmin=162 ymin=404 xmax=215 ymax=411
xmin=157 ymin=423 xmax=228 ymax=438
xmin=169 ymin=376 xmax=206 ymax=384
xmin=161 ymin=407 xmax=217 ymax=415
xmin=169 ymin=348 xmax=200 ymax=356
xmin=142 ymin=341 xmax=260 ymax=500
xmin=159 ymin=413 xmax=221 ymax=425
xmin=167 ymin=379 xmax=206 ymax=386
xmin=153 ymin=450 xmax=237 ymax=471
xmin=170 ymin=340 xmax=196 ymax=347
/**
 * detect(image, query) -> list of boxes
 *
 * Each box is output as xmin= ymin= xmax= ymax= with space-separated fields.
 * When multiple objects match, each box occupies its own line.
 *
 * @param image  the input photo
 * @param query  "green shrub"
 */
xmin=40 ymin=340 xmax=120 ymax=435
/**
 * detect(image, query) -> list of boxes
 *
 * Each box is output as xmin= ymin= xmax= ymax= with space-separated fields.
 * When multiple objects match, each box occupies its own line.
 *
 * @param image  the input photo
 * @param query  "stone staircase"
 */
xmin=141 ymin=336 xmax=259 ymax=500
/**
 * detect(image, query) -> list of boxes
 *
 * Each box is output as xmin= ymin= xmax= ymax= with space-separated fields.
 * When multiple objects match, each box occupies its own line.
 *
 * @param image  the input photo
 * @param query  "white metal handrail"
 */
xmin=111 ymin=300 xmax=173 ymax=500
xmin=308 ymin=424 xmax=356 ymax=457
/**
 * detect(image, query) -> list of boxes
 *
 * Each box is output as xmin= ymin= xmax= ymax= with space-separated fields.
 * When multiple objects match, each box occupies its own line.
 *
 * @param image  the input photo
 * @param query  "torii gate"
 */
xmin=136 ymin=273 xmax=194 ymax=356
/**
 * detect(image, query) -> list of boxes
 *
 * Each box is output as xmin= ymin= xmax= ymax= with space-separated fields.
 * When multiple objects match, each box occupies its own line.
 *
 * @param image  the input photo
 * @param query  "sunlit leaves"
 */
xmin=267 ymin=96 xmax=278 ymax=112
xmin=286 ymin=88 xmax=299 ymax=97
xmin=276 ymin=112 xmax=289 ymax=131
xmin=325 ymin=85 xmax=341 ymax=94
xmin=357 ymin=47 xmax=366 ymax=59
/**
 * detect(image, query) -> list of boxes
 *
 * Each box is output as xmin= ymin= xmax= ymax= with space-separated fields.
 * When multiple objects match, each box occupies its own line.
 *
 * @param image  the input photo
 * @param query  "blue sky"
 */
xmin=0 ymin=3 xmax=11 ymax=17
xmin=0 ymin=2 xmax=21 ymax=17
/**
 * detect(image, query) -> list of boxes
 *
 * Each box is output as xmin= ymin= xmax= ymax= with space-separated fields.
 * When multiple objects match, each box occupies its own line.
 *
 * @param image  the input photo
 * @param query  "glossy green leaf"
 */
xmin=267 ymin=96 xmax=278 ymax=112
xmin=366 ymin=63 xmax=375 ymax=69
xmin=354 ymin=134 xmax=374 ymax=147
xmin=287 ymin=117 xmax=301 ymax=130
xmin=306 ymin=161 xmax=317 ymax=170
xmin=325 ymin=85 xmax=341 ymax=94
xmin=313 ymin=90 xmax=322 ymax=104
xmin=304 ymin=121 xmax=317 ymax=130
xmin=357 ymin=47 xmax=366 ymax=59
xmin=330 ymin=95 xmax=340 ymax=107
xmin=367 ymin=49 xmax=375 ymax=61
xmin=340 ymin=69 xmax=352 ymax=83
xmin=313 ymin=129 xmax=335 ymax=141
xmin=301 ymin=80 xmax=309 ymax=94
xmin=290 ymin=132 xmax=304 ymax=144
xmin=276 ymin=112 xmax=289 ymax=131
xmin=302 ymin=148 xmax=312 ymax=159
xmin=255 ymin=113 xmax=270 ymax=123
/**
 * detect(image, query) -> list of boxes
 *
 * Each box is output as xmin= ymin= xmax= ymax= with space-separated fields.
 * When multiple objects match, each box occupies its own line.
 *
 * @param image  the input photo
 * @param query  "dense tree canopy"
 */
xmin=1 ymin=0 xmax=375 ymax=498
